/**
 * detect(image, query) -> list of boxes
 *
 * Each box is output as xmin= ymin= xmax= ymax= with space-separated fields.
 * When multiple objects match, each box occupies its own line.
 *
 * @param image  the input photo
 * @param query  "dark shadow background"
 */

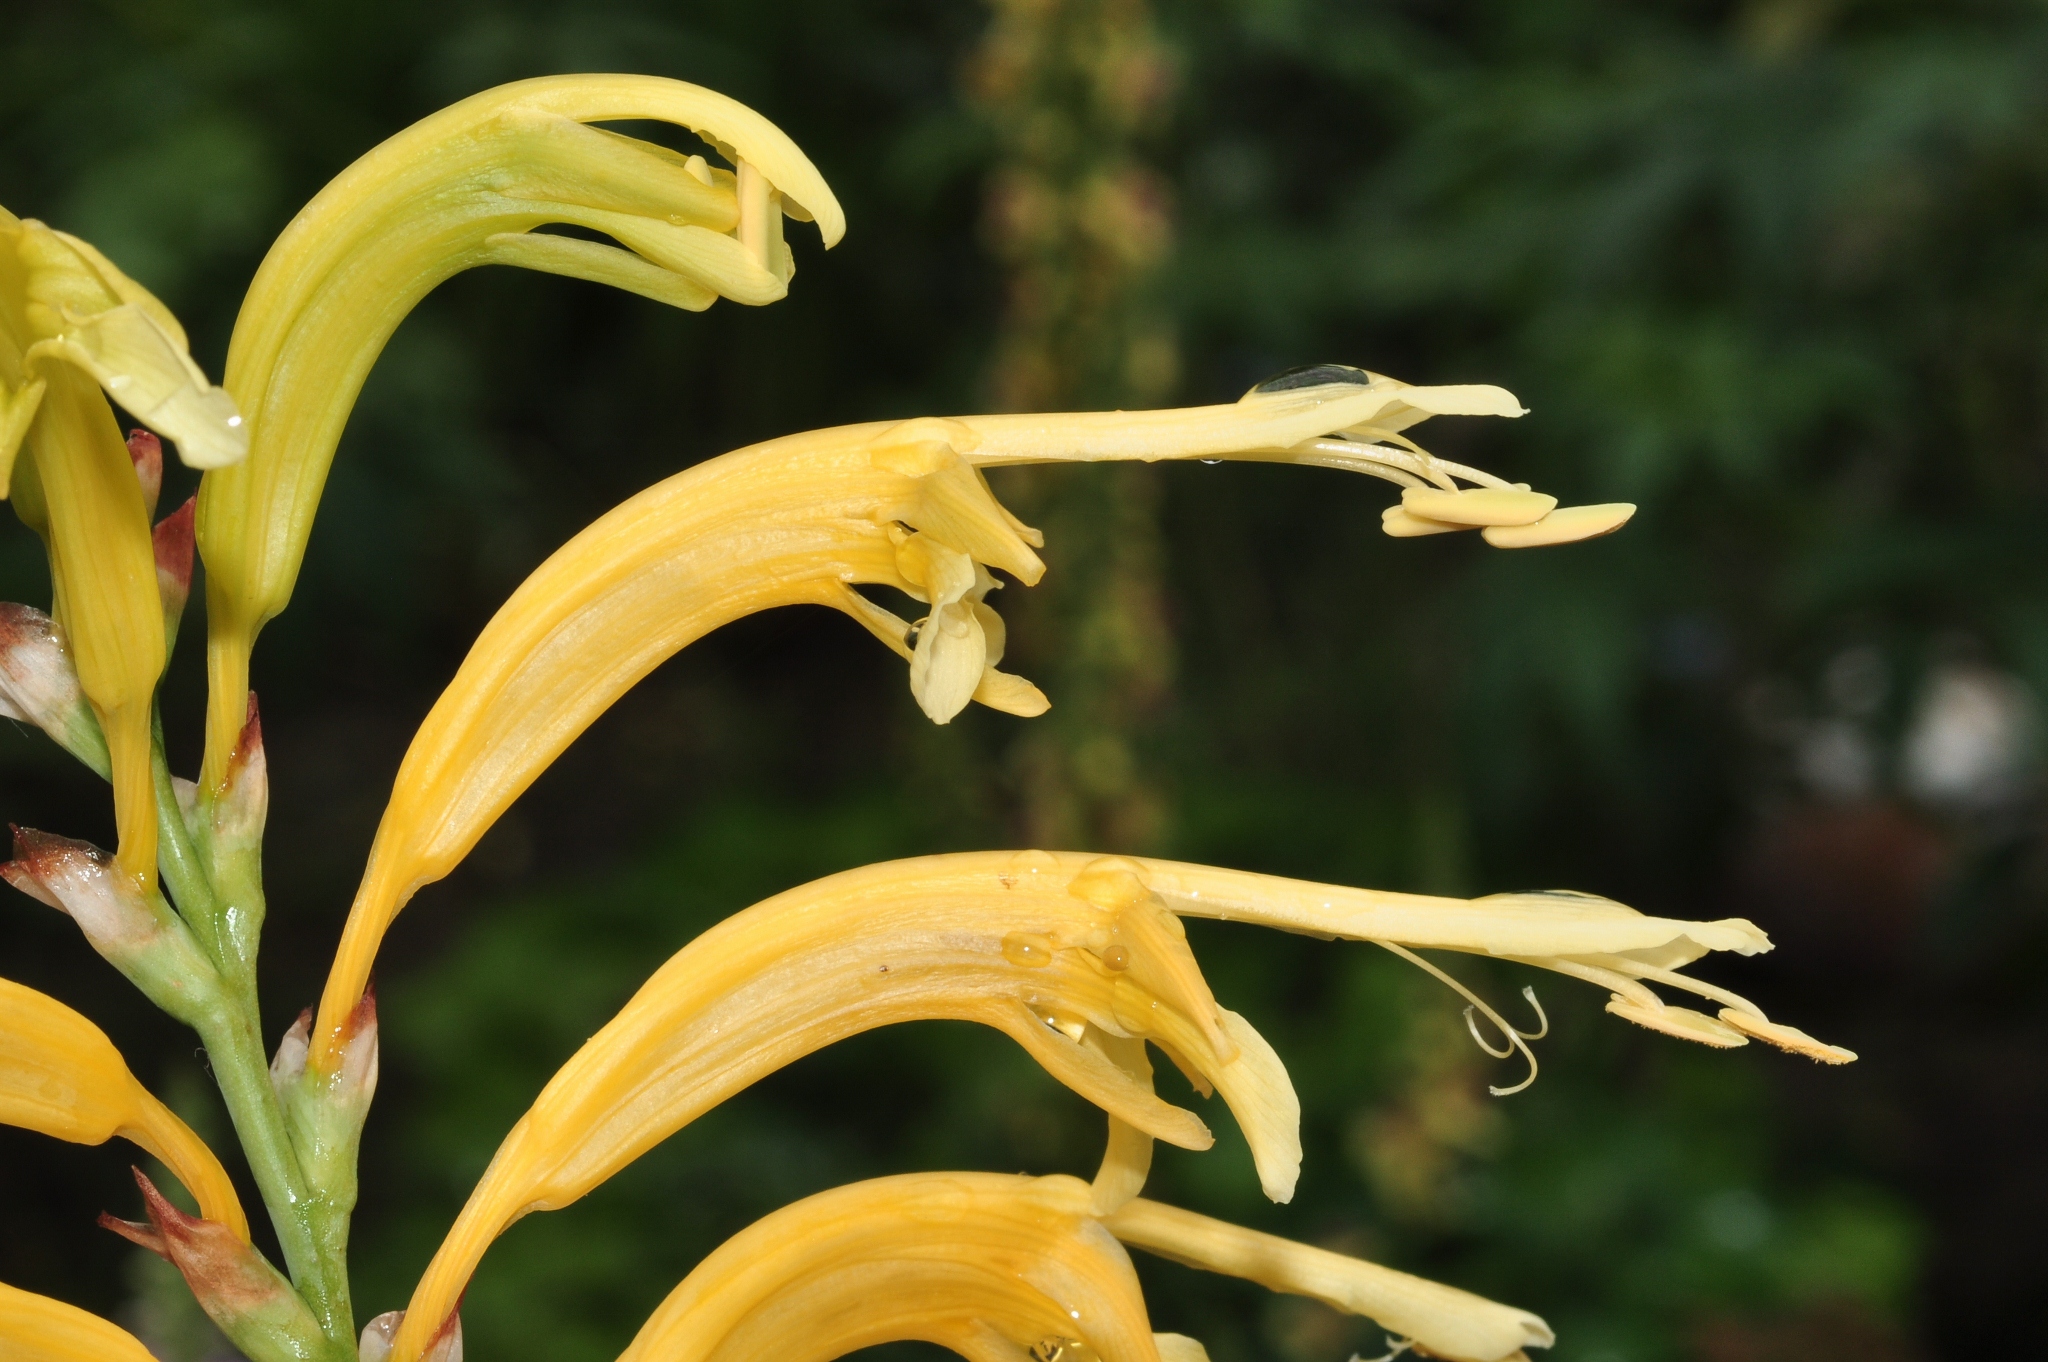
xmin=4 ymin=3 xmax=2045 ymax=1361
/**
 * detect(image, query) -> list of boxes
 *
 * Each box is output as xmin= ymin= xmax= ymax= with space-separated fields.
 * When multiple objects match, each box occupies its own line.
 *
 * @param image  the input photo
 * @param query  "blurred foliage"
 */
xmin=5 ymin=3 xmax=2047 ymax=1362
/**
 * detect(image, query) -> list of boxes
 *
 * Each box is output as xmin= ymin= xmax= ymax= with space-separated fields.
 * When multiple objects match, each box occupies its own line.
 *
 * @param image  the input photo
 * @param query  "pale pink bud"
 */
xmin=3 ymin=827 xmax=220 ymax=1021
xmin=127 ymin=429 xmax=163 ymax=519
xmin=0 ymin=604 xmax=109 ymax=775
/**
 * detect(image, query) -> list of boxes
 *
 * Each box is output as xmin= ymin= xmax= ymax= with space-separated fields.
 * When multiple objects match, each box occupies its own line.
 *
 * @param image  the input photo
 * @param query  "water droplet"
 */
xmin=1002 ymin=932 xmax=1054 ymax=967
xmin=1245 ymin=363 xmax=1373 ymax=397
xmin=1101 ymin=944 xmax=1131 ymax=971
xmin=1008 ymin=849 xmax=1059 ymax=877
xmin=1199 ymin=458 xmax=1222 ymax=465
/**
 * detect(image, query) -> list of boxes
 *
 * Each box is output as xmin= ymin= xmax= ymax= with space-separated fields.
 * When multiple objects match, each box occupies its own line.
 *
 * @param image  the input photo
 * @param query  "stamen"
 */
xmin=1510 ymin=952 xmax=1663 ymax=1009
xmin=1377 ymin=943 xmax=1542 ymax=1096
xmin=1460 ymin=1006 xmax=1514 ymax=1059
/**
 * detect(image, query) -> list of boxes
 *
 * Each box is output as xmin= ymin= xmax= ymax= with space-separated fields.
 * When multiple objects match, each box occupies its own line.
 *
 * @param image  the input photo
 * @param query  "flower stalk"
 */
xmin=0 ymin=72 xmax=1853 ymax=1362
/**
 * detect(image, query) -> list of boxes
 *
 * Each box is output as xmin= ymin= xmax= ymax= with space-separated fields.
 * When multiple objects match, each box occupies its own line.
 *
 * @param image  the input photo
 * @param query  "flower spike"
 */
xmin=195 ymin=76 xmax=842 ymax=787
xmin=0 ymin=975 xmax=247 ymax=1237
xmin=391 ymin=853 xmax=1298 ymax=1357
xmin=605 ymin=1174 xmax=1159 ymax=1362
xmin=1103 ymin=1199 xmax=1551 ymax=1362
xmin=0 ymin=1280 xmax=159 ymax=1362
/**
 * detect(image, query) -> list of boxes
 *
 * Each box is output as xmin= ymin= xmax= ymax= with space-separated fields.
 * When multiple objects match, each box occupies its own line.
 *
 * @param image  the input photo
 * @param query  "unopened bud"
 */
xmin=126 ymin=429 xmax=162 ymax=519
xmin=101 ymin=1168 xmax=325 ymax=1362
xmin=2 ymin=828 xmax=220 ymax=1025
xmin=153 ymin=497 xmax=195 ymax=643
xmin=0 ymin=603 xmax=110 ymax=775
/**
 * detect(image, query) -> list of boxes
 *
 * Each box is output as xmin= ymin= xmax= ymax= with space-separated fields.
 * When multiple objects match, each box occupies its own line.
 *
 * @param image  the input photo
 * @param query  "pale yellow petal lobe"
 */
xmin=1104 ymin=1199 xmax=1550 ymax=1362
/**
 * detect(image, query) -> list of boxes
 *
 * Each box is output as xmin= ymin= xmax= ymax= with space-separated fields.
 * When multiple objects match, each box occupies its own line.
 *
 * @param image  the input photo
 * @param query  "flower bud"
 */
xmin=0 ymin=603 xmax=110 ymax=775
xmin=2 ymin=827 xmax=222 ymax=1025
xmin=101 ymin=1168 xmax=325 ymax=1362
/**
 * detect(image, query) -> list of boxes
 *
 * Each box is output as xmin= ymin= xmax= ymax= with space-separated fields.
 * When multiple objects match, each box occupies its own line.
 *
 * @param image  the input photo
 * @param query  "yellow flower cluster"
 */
xmin=0 ymin=75 xmax=1849 ymax=1362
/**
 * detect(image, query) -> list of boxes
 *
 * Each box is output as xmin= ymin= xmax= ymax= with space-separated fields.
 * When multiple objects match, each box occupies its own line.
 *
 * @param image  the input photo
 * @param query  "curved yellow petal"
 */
xmin=0 ymin=1280 xmax=159 ymax=1362
xmin=392 ymin=855 xmax=1299 ymax=1350
xmin=594 ymin=1174 xmax=1158 ymax=1362
xmin=196 ymin=76 xmax=842 ymax=786
xmin=313 ymin=425 xmax=1042 ymax=1057
xmin=1103 ymin=1199 xmax=1551 ymax=1362
xmin=9 ymin=220 xmax=246 ymax=470
xmin=0 ymin=976 xmax=247 ymax=1238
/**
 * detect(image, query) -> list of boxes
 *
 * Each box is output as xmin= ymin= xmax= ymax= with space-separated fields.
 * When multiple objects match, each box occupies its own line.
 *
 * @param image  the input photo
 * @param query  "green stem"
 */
xmin=152 ymin=713 xmax=223 ymax=959
xmin=196 ymin=1003 xmax=357 ymax=1354
xmin=152 ymin=716 xmax=356 ymax=1354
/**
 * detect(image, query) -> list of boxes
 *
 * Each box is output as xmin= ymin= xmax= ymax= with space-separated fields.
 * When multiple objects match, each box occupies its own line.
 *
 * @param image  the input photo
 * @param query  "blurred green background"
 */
xmin=4 ymin=2 xmax=2044 ymax=1361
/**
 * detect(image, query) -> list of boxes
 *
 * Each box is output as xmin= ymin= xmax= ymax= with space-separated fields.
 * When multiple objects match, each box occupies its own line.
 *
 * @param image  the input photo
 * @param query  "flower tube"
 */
xmin=390 ymin=853 xmax=1298 ymax=1355
xmin=0 ymin=976 xmax=247 ymax=1237
xmin=194 ymin=75 xmax=843 ymax=786
xmin=0 ymin=1281 xmax=160 ymax=1362
xmin=312 ymin=419 xmax=1049 ymax=1060
xmin=416 ymin=1173 xmax=1162 ymax=1362
xmin=316 ymin=377 xmax=1607 ymax=1058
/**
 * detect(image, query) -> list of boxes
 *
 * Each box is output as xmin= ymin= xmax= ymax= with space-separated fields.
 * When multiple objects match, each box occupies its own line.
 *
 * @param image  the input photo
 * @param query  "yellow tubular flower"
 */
xmin=317 ymin=376 xmax=1602 ymax=1055
xmin=1103 ymin=1199 xmax=1552 ymax=1362
xmin=194 ymin=75 xmax=843 ymax=787
xmin=0 ymin=976 xmax=248 ymax=1238
xmin=312 ymin=418 xmax=1050 ymax=1060
xmin=0 ymin=212 xmax=200 ymax=887
xmin=392 ymin=854 xmax=1298 ymax=1355
xmin=0 ymin=1281 xmax=159 ymax=1362
xmin=1109 ymin=856 xmax=1853 ymax=1080
xmin=611 ymin=1174 xmax=1158 ymax=1362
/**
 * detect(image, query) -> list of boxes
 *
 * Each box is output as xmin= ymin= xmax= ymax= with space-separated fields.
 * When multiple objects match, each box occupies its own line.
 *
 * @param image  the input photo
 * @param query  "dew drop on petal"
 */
xmin=1003 ymin=931 xmax=1054 ymax=967
xmin=1101 ymin=944 xmax=1131 ymax=971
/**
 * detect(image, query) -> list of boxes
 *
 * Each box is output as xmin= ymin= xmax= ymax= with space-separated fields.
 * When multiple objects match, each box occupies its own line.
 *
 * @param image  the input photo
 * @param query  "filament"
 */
xmin=1606 ymin=956 xmax=1769 ymax=1020
xmin=1377 ymin=942 xmax=1543 ymax=1096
